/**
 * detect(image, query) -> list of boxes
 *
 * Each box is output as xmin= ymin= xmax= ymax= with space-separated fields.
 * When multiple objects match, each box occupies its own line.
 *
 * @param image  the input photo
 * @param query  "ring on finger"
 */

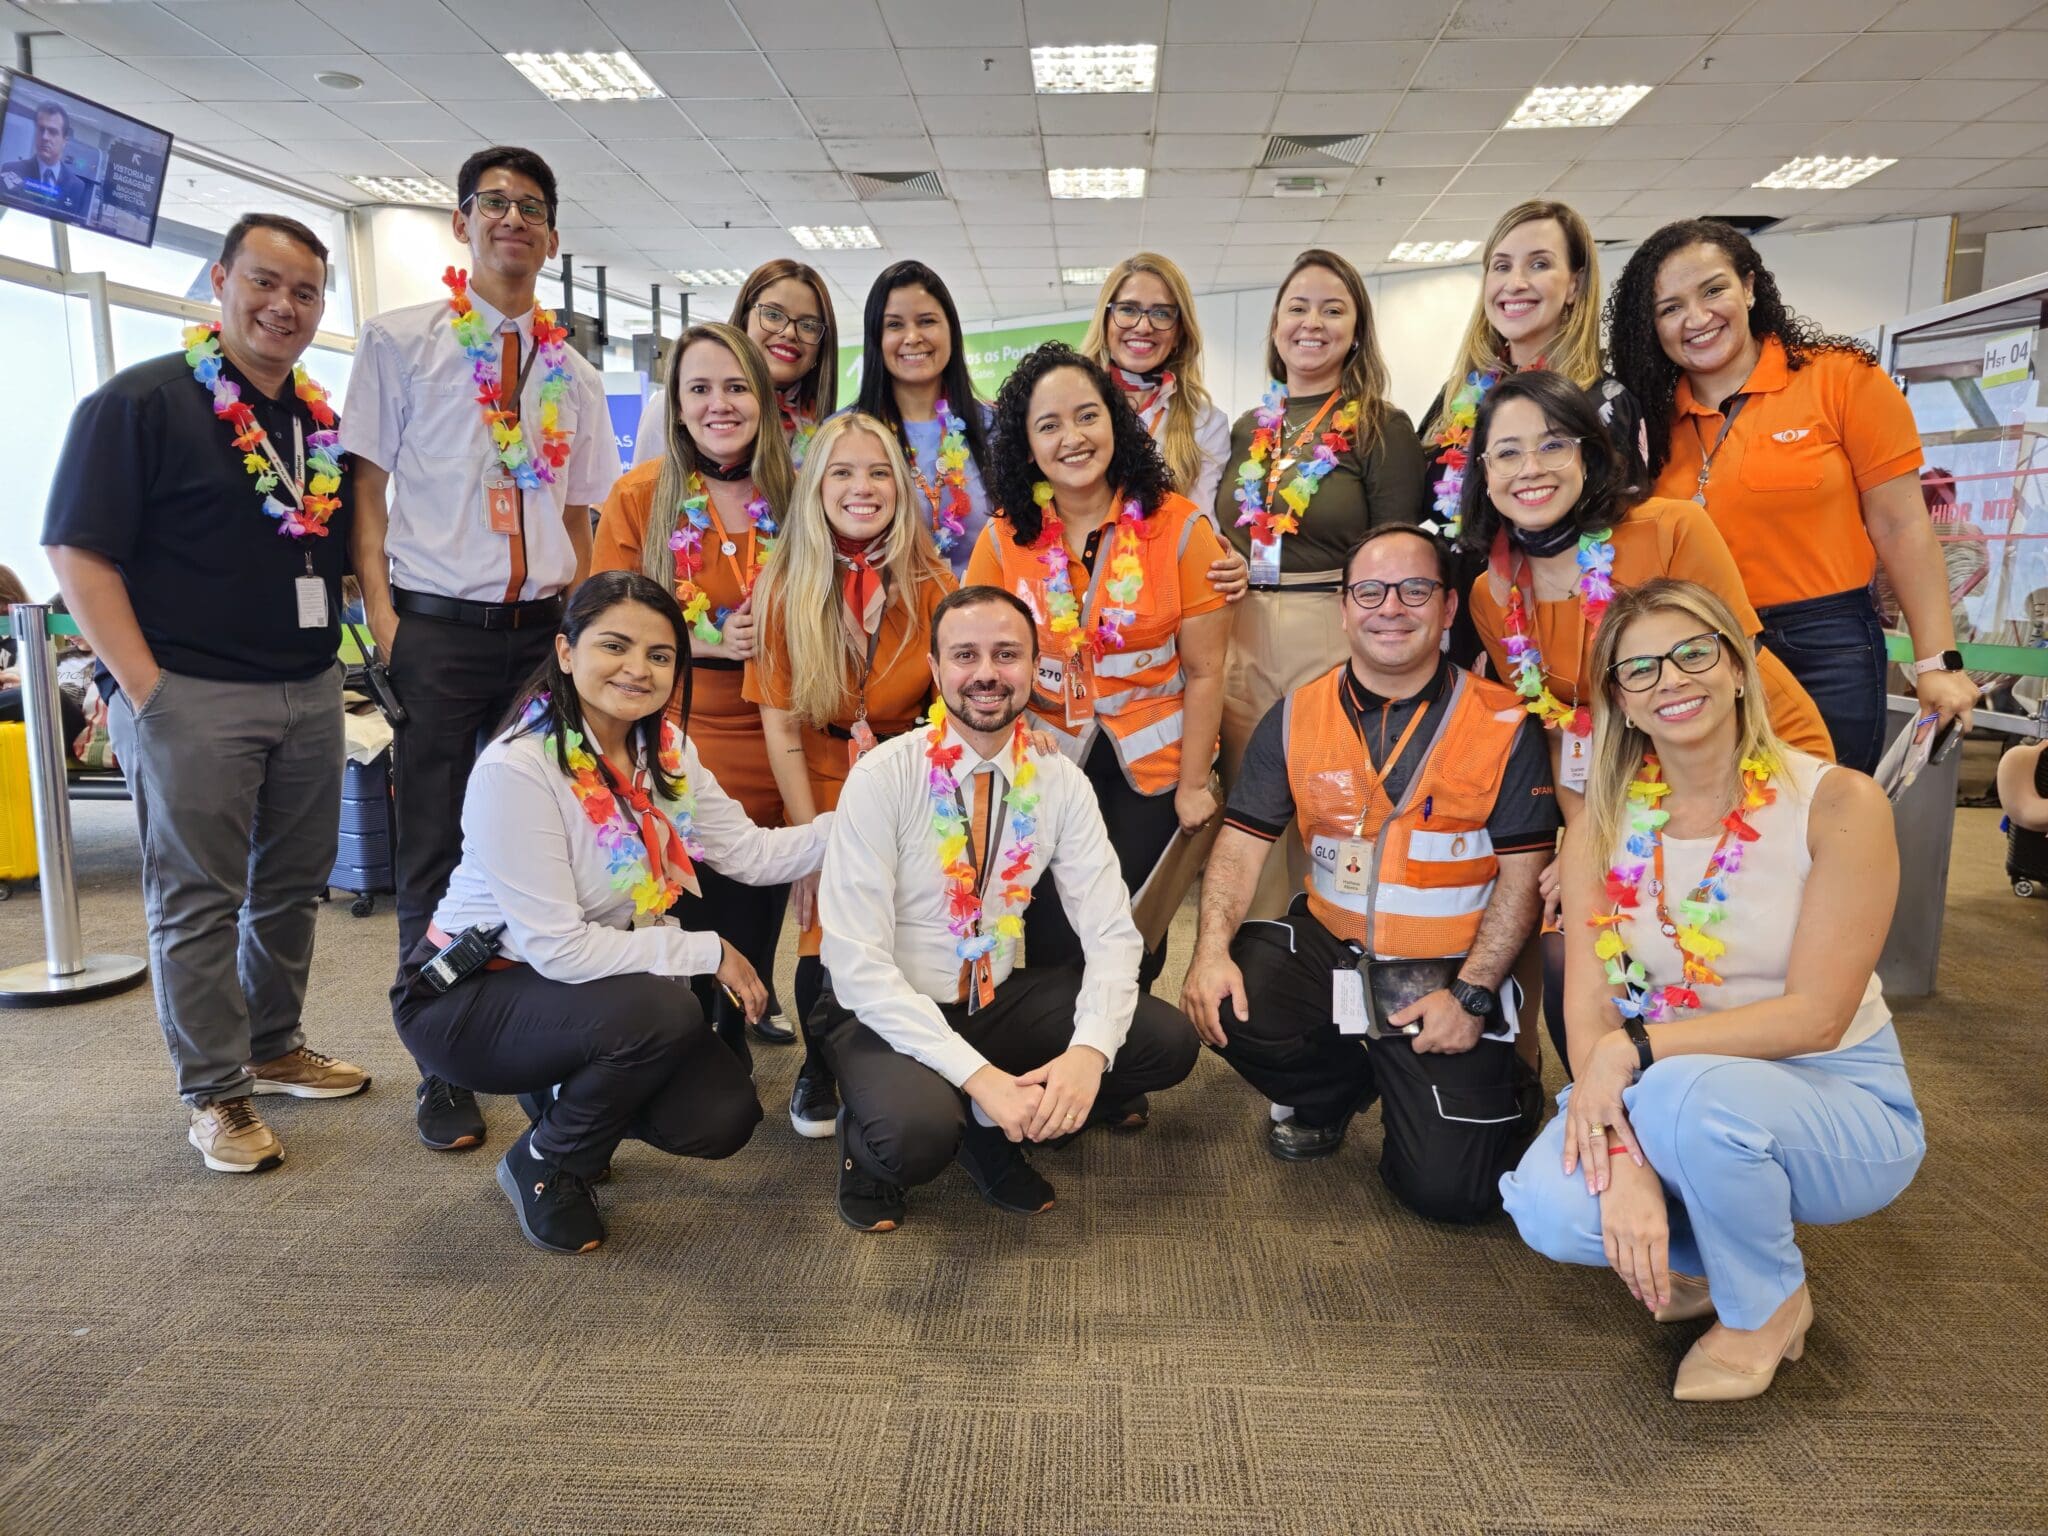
xmin=1587 ymin=1123 xmax=1608 ymax=1136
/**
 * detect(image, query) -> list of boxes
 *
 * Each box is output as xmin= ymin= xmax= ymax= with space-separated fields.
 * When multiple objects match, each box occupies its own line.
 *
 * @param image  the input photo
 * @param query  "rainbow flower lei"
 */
xmin=1031 ymin=484 xmax=1146 ymax=665
xmin=668 ymin=473 xmax=779 ymax=644
xmin=925 ymin=700 xmax=1039 ymax=970
xmin=780 ymin=397 xmax=818 ymax=469
xmin=1428 ymin=368 xmax=1502 ymax=536
xmin=1500 ymin=528 xmax=1616 ymax=735
xmin=181 ymin=323 xmax=343 ymax=538
xmin=1590 ymin=751 xmax=1776 ymax=1021
xmin=442 ymin=267 xmax=572 ymax=491
xmin=1232 ymin=382 xmax=1363 ymax=547
xmin=917 ymin=398 xmax=972 ymax=555
xmin=525 ymin=697 xmax=703 ymax=918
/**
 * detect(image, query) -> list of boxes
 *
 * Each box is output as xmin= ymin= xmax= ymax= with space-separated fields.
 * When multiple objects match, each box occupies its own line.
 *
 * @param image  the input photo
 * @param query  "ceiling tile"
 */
xmin=1962 ymin=157 xmax=2048 ymax=188
xmin=257 ymin=55 xmax=431 ymax=104
xmin=1149 ymin=134 xmax=1265 ymax=169
xmin=123 ymin=100 xmax=254 ymax=142
xmin=1389 ymin=91 xmax=1523 ymax=133
xmin=920 ymin=95 xmax=1040 ymax=136
xmin=1875 ymin=156 xmax=2021 ymax=187
xmin=1035 ymin=95 xmax=1156 ymax=136
xmin=1877 ymin=0 xmax=2042 ymax=25
xmin=25 ymin=1 xmax=227 ymax=57
xmin=324 ymin=101 xmax=475 ymax=140
xmin=1042 ymin=134 xmax=1152 ymax=164
xmin=178 ymin=1 xmax=355 ymax=52
xmin=1284 ymin=42 xmax=1430 ymax=93
xmin=452 ymin=100 xmax=592 ymax=140
xmin=1808 ymin=31 xmax=1991 ymax=81
xmin=767 ymin=49 xmax=911 ymax=96
xmin=279 ymin=138 xmax=422 ymax=175
xmin=1448 ymin=0 xmax=1606 ymax=36
xmin=1363 ymin=131 xmax=1489 ymax=168
xmin=1874 ymin=78 xmax=2036 ymax=122
xmin=1664 ymin=34 xmax=1851 ymax=84
xmin=899 ymin=48 xmax=1035 ymax=93
xmin=438 ymin=0 xmax=623 ymax=50
xmin=1023 ymin=0 xmax=1168 ymax=45
xmin=1585 ymin=0 xmax=1747 ymax=34
xmin=1938 ymin=30 xmax=2048 ymax=79
xmin=1302 ymin=0 xmax=1450 ymax=40
xmin=933 ymin=137 xmax=1045 ymax=170
xmin=639 ymin=53 xmax=786 ymax=98
xmin=1698 ymin=120 xmax=1841 ymax=158
xmin=944 ymin=170 xmax=1045 ymax=199
xmin=878 ymin=0 xmax=1025 ymax=45
xmin=679 ymin=98 xmax=810 ymax=137
xmin=1415 ymin=40 xmax=1570 ymax=90
xmin=209 ymin=99 xmax=366 ymax=139
xmin=586 ymin=0 xmax=756 ymax=49
xmin=1446 ymin=161 xmax=1565 ymax=195
xmin=1269 ymin=93 xmax=1402 ymax=135
xmin=380 ymin=53 xmax=538 ymax=101
xmin=958 ymin=199 xmax=1055 ymax=226
xmin=614 ymin=145 xmax=740 ymax=179
xmin=1981 ymin=83 xmax=2048 ymax=122
xmin=1614 ymin=187 xmax=1731 ymax=221
xmin=801 ymin=96 xmax=926 ymax=136
xmin=1166 ymin=0 xmax=1313 ymax=41
xmin=1657 ymin=156 xmax=1784 ymax=190
xmin=742 ymin=170 xmax=854 ymax=201
xmin=27 ymin=54 xmax=191 ymax=105
xmin=140 ymin=54 xmax=306 ymax=102
xmin=717 ymin=139 xmax=835 ymax=170
xmin=1581 ymin=121 xmax=1721 ymax=161
xmin=1724 ymin=0 xmax=1891 ymax=28
xmin=1141 ymin=194 xmax=1246 ymax=222
xmin=1550 ymin=158 xmax=1683 ymax=190
xmin=1157 ymin=94 xmax=1279 ymax=134
xmin=1468 ymin=124 xmax=1605 ymax=162
xmin=1542 ymin=35 xmax=1710 ymax=84
xmin=564 ymin=101 xmax=701 ymax=138
xmin=1166 ymin=43 xmax=1299 ymax=94
xmin=1145 ymin=171 xmax=1253 ymax=197
xmin=1809 ymin=120 xmax=1976 ymax=157
xmin=831 ymin=135 xmax=943 ymax=169
xmin=1617 ymin=81 xmax=1776 ymax=125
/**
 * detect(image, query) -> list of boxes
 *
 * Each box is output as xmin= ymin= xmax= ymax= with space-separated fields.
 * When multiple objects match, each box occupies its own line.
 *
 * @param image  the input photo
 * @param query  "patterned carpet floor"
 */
xmin=0 ymin=798 xmax=2042 ymax=1536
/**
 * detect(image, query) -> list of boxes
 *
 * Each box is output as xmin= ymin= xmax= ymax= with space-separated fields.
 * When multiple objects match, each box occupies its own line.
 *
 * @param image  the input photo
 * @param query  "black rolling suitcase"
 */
xmin=2005 ymin=745 xmax=2048 ymax=899
xmin=327 ymin=748 xmax=396 ymax=916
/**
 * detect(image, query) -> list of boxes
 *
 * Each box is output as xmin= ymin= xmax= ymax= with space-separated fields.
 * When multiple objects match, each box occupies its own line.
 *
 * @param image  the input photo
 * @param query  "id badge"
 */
xmin=846 ymin=716 xmax=878 ymax=768
xmin=294 ymin=576 xmax=328 ymax=629
xmin=1332 ymin=968 xmax=1369 ymax=1036
xmin=1332 ymin=837 xmax=1373 ymax=895
xmin=1559 ymin=722 xmax=1592 ymax=791
xmin=966 ymin=954 xmax=995 ymax=1015
xmin=1248 ymin=535 xmax=1282 ymax=588
xmin=1063 ymin=654 xmax=1094 ymax=730
xmin=484 ymin=465 xmax=520 ymax=535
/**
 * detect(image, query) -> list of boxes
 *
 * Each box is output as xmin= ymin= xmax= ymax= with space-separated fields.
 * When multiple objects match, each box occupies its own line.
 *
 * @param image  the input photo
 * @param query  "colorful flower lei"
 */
xmin=1500 ymin=528 xmax=1616 ymax=734
xmin=780 ymin=399 xmax=818 ymax=470
xmin=913 ymin=397 xmax=972 ymax=555
xmin=925 ymin=699 xmax=1039 ymax=970
xmin=1231 ymin=382 xmax=1363 ymax=547
xmin=1031 ymin=483 xmax=1146 ymax=664
xmin=442 ymin=266 xmax=573 ymax=491
xmin=181 ymin=323 xmax=343 ymax=539
xmin=524 ymin=697 xmax=703 ymax=918
xmin=668 ymin=472 xmax=779 ymax=644
xmin=1428 ymin=368 xmax=1501 ymax=536
xmin=1590 ymin=751 xmax=1776 ymax=1021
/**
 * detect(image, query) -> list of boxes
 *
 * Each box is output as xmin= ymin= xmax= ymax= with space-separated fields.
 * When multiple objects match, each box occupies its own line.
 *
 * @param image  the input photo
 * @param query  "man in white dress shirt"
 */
xmin=344 ymin=146 xmax=622 ymax=1153
xmin=815 ymin=586 xmax=1200 ymax=1232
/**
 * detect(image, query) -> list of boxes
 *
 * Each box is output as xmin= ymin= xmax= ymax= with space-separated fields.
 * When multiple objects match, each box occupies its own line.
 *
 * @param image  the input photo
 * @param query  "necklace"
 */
xmin=181 ymin=324 xmax=344 ymax=539
xmin=668 ymin=472 xmax=778 ymax=643
xmin=780 ymin=397 xmax=818 ymax=469
xmin=906 ymin=398 xmax=971 ymax=555
xmin=1428 ymin=368 xmax=1500 ymax=535
xmin=1031 ymin=484 xmax=1145 ymax=663
xmin=1232 ymin=382 xmax=1363 ymax=548
xmin=1591 ymin=751 xmax=1775 ymax=1021
xmin=1499 ymin=527 xmax=1615 ymax=733
xmin=925 ymin=700 xmax=1040 ymax=969
xmin=442 ymin=266 xmax=573 ymax=490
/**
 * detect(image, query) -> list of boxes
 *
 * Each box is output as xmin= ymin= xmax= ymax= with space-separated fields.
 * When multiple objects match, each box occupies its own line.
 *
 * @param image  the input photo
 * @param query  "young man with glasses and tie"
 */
xmin=1180 ymin=525 xmax=1558 ymax=1224
xmin=345 ymin=146 xmax=622 ymax=1154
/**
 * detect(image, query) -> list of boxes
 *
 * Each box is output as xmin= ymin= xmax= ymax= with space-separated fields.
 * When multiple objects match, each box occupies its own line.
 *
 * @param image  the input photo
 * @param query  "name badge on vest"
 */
xmin=846 ymin=717 xmax=878 ymax=769
xmin=1559 ymin=721 xmax=1592 ymax=791
xmin=484 ymin=464 xmax=520 ymax=535
xmin=1248 ymin=535 xmax=1282 ymax=588
xmin=1333 ymin=837 xmax=1373 ymax=896
xmin=1035 ymin=652 xmax=1065 ymax=702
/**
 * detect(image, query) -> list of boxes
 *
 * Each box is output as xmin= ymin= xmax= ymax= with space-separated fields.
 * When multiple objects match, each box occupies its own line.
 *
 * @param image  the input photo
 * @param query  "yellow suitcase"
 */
xmin=0 ymin=720 xmax=38 ymax=888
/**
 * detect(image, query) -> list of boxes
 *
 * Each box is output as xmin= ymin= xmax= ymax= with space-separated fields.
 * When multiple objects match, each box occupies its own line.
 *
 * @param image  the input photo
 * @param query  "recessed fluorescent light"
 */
xmin=1504 ymin=84 xmax=1652 ymax=130
xmin=1752 ymin=155 xmax=1896 ymax=191
xmin=505 ymin=50 xmax=660 ymax=102
xmin=1388 ymin=240 xmax=1480 ymax=264
xmin=347 ymin=174 xmax=455 ymax=205
xmin=674 ymin=268 xmax=749 ymax=287
xmin=1061 ymin=266 xmax=1110 ymax=285
xmin=1031 ymin=44 xmax=1157 ymax=95
xmin=1048 ymin=167 xmax=1145 ymax=200
xmin=789 ymin=224 xmax=879 ymax=251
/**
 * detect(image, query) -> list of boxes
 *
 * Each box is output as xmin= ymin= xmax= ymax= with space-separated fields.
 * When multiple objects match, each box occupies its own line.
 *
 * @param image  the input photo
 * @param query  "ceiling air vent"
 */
xmin=1259 ymin=133 xmax=1373 ymax=169
xmin=849 ymin=170 xmax=945 ymax=201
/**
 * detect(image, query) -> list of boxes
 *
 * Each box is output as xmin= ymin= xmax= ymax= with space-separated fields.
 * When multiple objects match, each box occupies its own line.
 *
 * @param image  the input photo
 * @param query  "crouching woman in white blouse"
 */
xmin=394 ymin=571 xmax=832 ymax=1255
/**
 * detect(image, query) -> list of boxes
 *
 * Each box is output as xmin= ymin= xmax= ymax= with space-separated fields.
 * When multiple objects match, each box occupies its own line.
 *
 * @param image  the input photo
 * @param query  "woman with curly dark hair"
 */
xmin=967 ymin=342 xmax=1233 ymax=1001
xmin=1606 ymin=219 xmax=1975 ymax=772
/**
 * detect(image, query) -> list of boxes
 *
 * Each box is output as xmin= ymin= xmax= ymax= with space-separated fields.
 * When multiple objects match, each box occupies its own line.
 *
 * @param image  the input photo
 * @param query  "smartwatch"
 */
xmin=1622 ymin=1017 xmax=1655 ymax=1078
xmin=1449 ymin=978 xmax=1496 ymax=1020
xmin=1912 ymin=650 xmax=1966 ymax=675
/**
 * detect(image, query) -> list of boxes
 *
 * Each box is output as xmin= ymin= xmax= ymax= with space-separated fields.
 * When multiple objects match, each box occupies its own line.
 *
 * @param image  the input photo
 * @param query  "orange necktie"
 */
xmin=501 ymin=326 xmax=528 ymax=603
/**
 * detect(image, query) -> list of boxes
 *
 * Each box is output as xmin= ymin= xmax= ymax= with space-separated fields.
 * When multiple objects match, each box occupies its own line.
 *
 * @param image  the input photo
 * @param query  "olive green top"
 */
xmin=1214 ymin=392 xmax=1425 ymax=573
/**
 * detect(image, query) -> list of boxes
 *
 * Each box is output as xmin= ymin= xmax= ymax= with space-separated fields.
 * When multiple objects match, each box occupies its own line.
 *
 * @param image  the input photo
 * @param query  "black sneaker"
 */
xmin=1267 ymin=1112 xmax=1352 ymax=1162
xmin=1099 ymin=1093 xmax=1149 ymax=1132
xmin=517 ymin=1086 xmax=613 ymax=1183
xmin=415 ymin=1075 xmax=485 ymax=1151
xmin=748 ymin=1010 xmax=797 ymax=1045
xmin=835 ymin=1116 xmax=905 ymax=1233
xmin=788 ymin=1066 xmax=839 ymax=1139
xmin=494 ymin=1129 xmax=605 ymax=1254
xmin=956 ymin=1122 xmax=1056 ymax=1215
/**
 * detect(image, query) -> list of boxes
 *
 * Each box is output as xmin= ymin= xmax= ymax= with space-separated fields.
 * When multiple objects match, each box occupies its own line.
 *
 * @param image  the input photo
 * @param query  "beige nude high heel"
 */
xmin=1673 ymin=1285 xmax=1813 ymax=1402
xmin=1652 ymin=1271 xmax=1715 ymax=1324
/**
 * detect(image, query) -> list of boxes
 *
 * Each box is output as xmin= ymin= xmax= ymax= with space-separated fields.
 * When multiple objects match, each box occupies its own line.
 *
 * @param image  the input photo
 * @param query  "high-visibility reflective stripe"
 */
xmin=1097 ymin=675 xmax=1186 ymax=714
xmin=1407 ymin=828 xmax=1495 ymax=863
xmin=1094 ymin=639 xmax=1180 ymax=678
xmin=1114 ymin=710 xmax=1185 ymax=762
xmin=1373 ymin=879 xmax=1495 ymax=919
xmin=1309 ymin=867 xmax=1373 ymax=914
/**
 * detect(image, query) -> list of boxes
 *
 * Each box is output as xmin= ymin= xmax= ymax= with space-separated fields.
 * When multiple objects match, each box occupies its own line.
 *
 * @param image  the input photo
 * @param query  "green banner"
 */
xmin=835 ymin=319 xmax=1091 ymax=404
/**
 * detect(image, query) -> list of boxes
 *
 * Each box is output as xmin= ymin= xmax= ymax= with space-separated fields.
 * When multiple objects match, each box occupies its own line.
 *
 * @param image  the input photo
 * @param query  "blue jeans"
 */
xmin=1756 ymin=588 xmax=1889 ymax=773
xmin=1500 ymin=1025 xmax=1924 ymax=1330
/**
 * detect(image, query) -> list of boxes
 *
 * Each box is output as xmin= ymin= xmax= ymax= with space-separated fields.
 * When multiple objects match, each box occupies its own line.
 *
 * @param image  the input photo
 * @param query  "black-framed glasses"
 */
xmin=1480 ymin=436 xmax=1584 ymax=476
xmin=1610 ymin=631 xmax=1725 ymax=692
xmin=751 ymin=301 xmax=826 ymax=345
xmin=1107 ymin=300 xmax=1180 ymax=330
xmin=1345 ymin=577 xmax=1443 ymax=610
xmin=464 ymin=190 xmax=550 ymax=227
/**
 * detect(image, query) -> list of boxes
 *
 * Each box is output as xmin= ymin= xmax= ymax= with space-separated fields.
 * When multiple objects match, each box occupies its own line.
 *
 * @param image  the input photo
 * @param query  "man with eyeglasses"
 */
xmin=1181 ymin=524 xmax=1556 ymax=1224
xmin=345 ymin=146 xmax=621 ymax=1154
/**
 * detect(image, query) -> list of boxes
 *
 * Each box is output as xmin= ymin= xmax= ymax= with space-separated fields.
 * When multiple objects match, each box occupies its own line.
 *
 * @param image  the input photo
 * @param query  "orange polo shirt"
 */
xmin=1650 ymin=336 xmax=1923 ymax=609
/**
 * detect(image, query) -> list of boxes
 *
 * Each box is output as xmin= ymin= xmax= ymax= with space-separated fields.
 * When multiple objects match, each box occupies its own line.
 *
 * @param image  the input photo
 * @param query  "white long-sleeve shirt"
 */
xmin=432 ymin=729 xmax=829 ymax=984
xmin=818 ymin=719 xmax=1144 ymax=1087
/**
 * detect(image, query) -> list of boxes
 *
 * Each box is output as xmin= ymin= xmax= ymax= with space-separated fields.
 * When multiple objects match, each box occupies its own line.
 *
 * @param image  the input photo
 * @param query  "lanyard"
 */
xmin=1264 ymin=392 xmax=1343 ymax=509
xmin=1345 ymin=685 xmax=1431 ymax=839
xmin=703 ymin=500 xmax=760 ymax=596
xmin=1509 ymin=549 xmax=1584 ymax=695
xmin=254 ymin=415 xmax=307 ymax=509
xmin=1690 ymin=393 xmax=1749 ymax=507
xmin=851 ymin=600 xmax=886 ymax=721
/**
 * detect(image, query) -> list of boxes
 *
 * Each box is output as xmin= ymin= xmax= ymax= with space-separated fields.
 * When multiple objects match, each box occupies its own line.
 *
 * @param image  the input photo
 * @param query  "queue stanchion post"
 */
xmin=0 ymin=604 xmax=148 ymax=1007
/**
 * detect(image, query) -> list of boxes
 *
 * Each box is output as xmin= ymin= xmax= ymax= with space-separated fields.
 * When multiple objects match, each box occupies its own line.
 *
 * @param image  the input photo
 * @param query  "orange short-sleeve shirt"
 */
xmin=964 ymin=494 xmax=1228 ymax=630
xmin=1469 ymin=497 xmax=1833 ymax=760
xmin=1649 ymin=337 xmax=1923 ymax=609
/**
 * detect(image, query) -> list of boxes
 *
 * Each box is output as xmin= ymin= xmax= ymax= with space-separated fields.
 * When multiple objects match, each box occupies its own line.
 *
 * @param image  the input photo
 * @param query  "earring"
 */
xmin=1735 ymin=686 xmax=1745 ymax=698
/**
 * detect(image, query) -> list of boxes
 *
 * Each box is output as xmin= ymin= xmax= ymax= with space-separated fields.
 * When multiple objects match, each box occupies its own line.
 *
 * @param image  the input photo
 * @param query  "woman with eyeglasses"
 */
xmin=592 ymin=321 xmax=799 ymax=1055
xmin=1218 ymin=248 xmax=1425 ymax=916
xmin=744 ymin=412 xmax=956 ymax=1138
xmin=1502 ymin=577 xmax=1922 ymax=1402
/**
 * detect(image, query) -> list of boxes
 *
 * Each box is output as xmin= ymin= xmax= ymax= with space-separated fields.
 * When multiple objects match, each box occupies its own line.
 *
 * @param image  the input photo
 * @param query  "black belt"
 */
xmin=692 ymin=656 xmax=743 ymax=672
xmin=392 ymin=588 xmax=565 ymax=631
xmin=1249 ymin=578 xmax=1344 ymax=595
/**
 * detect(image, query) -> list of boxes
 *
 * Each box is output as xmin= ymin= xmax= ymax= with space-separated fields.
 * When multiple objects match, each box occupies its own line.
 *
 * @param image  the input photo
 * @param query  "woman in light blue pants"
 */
xmin=1500 ymin=578 xmax=1925 ymax=1402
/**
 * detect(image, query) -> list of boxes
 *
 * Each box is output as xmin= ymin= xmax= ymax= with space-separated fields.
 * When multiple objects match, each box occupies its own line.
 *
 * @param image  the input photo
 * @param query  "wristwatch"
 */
xmin=1448 ymin=978 xmax=1496 ymax=1020
xmin=1622 ymin=1017 xmax=1655 ymax=1079
xmin=1912 ymin=650 xmax=1966 ymax=675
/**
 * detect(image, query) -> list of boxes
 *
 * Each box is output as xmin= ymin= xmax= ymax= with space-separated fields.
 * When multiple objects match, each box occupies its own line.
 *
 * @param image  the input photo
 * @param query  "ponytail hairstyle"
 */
xmin=728 ymin=257 xmax=839 ymax=420
xmin=1264 ymin=248 xmax=1392 ymax=457
xmin=1078 ymin=252 xmax=1216 ymax=496
xmin=854 ymin=260 xmax=993 ymax=472
xmin=502 ymin=570 xmax=694 ymax=800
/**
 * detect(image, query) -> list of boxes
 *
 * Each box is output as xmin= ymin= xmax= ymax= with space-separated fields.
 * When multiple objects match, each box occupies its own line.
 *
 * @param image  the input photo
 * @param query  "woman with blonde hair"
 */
xmin=1217 ymin=247 xmax=1424 ymax=915
xmin=1501 ymin=578 xmax=1923 ymax=1402
xmin=594 ymin=320 xmax=799 ymax=1052
xmin=745 ymin=412 xmax=955 ymax=1134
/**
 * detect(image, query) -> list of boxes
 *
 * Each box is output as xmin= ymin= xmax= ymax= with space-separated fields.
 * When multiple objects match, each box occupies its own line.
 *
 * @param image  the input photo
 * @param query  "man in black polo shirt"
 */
xmin=43 ymin=213 xmax=370 ymax=1176
xmin=1181 ymin=525 xmax=1556 ymax=1224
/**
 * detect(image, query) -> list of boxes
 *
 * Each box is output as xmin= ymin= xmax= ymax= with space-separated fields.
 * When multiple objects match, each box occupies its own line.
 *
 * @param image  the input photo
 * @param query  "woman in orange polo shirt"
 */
xmin=968 ymin=342 xmax=1233 ymax=1001
xmin=593 ymin=321 xmax=797 ymax=1057
xmin=746 ymin=411 xmax=955 ymax=1138
xmin=1607 ymin=218 xmax=1975 ymax=772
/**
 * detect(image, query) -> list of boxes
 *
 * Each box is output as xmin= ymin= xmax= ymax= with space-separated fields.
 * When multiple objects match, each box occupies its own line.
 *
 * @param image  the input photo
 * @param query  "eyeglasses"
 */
xmin=1610 ymin=631 xmax=1725 ymax=692
xmin=1107 ymin=300 xmax=1180 ymax=331
xmin=1480 ymin=436 xmax=1584 ymax=476
xmin=1345 ymin=577 xmax=1444 ymax=610
xmin=750 ymin=301 xmax=827 ymax=345
xmin=465 ymin=190 xmax=550 ymax=227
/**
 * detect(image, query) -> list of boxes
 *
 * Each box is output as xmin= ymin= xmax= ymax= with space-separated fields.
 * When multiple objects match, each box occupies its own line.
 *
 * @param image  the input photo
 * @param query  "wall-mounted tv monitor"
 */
xmin=0 ymin=67 xmax=173 ymax=247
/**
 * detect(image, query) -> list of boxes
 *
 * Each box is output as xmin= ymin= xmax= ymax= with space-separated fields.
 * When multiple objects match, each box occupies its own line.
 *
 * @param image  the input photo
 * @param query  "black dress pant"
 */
xmin=670 ymin=862 xmax=788 ymax=1066
xmin=1214 ymin=896 xmax=1541 ymax=1224
xmin=1022 ymin=734 xmax=1182 ymax=992
xmin=394 ymin=947 xmax=761 ymax=1178
xmin=815 ymin=965 xmax=1199 ymax=1190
